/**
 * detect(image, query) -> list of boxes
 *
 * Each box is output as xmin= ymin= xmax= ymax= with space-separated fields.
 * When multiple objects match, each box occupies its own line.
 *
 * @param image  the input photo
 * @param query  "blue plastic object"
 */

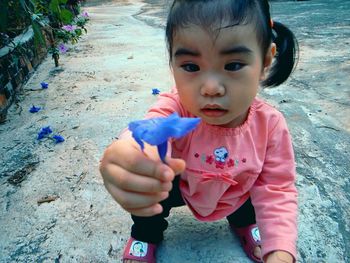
xmin=128 ymin=113 xmax=200 ymax=162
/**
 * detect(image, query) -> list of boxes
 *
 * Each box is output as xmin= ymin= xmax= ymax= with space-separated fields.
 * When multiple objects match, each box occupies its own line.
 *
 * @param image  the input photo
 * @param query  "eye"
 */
xmin=224 ymin=62 xmax=245 ymax=72
xmin=181 ymin=63 xmax=200 ymax=72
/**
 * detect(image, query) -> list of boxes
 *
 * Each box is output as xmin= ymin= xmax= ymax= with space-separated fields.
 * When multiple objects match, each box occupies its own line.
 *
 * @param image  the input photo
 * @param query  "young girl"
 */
xmin=100 ymin=0 xmax=298 ymax=262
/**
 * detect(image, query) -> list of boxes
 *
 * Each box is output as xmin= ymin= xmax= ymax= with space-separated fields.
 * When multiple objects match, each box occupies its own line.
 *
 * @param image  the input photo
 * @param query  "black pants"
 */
xmin=131 ymin=175 xmax=256 ymax=244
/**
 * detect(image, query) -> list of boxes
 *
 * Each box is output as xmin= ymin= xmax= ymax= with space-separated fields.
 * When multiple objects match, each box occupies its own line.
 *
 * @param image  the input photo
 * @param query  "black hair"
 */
xmin=165 ymin=0 xmax=299 ymax=87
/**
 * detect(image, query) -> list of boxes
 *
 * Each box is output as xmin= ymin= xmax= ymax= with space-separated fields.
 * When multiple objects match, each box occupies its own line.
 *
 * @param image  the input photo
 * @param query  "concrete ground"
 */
xmin=0 ymin=0 xmax=349 ymax=262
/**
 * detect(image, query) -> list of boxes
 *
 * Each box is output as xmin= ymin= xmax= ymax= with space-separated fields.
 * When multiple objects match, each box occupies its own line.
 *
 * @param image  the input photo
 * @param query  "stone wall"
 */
xmin=0 ymin=27 xmax=50 ymax=123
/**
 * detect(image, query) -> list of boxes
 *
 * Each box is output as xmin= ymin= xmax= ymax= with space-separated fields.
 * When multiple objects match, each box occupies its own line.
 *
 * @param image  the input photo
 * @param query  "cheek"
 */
xmin=173 ymin=71 xmax=194 ymax=96
xmin=255 ymin=63 xmax=266 ymax=81
xmin=177 ymin=88 xmax=197 ymax=113
xmin=240 ymin=66 xmax=262 ymax=91
xmin=178 ymin=89 xmax=194 ymax=104
xmin=172 ymin=69 xmax=185 ymax=85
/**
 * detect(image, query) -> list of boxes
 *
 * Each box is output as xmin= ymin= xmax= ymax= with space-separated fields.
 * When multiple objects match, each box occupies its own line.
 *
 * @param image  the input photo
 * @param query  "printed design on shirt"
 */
xmin=129 ymin=240 xmax=148 ymax=257
xmin=195 ymin=146 xmax=246 ymax=169
xmin=213 ymin=147 xmax=229 ymax=169
xmin=251 ymin=226 xmax=261 ymax=242
xmin=205 ymin=154 xmax=214 ymax=164
xmin=214 ymin=146 xmax=228 ymax=162
xmin=227 ymin=158 xmax=235 ymax=167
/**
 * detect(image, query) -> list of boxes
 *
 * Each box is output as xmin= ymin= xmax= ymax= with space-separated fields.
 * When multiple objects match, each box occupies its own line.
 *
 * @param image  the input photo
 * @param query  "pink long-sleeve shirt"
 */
xmin=144 ymin=92 xmax=298 ymax=259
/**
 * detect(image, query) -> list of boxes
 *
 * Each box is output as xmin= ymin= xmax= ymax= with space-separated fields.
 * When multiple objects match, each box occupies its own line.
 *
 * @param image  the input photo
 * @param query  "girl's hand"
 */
xmin=99 ymin=138 xmax=185 ymax=217
xmin=265 ymin=250 xmax=294 ymax=263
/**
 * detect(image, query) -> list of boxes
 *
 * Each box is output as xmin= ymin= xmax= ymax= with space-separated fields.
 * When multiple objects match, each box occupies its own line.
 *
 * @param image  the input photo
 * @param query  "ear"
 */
xmin=260 ymin=43 xmax=276 ymax=80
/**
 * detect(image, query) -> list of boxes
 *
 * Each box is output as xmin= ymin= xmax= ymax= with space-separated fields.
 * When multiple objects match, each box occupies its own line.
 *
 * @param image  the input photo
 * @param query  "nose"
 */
xmin=200 ymin=75 xmax=225 ymax=97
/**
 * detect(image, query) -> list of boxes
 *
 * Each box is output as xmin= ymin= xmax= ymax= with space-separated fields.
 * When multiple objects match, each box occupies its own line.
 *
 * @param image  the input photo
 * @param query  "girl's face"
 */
xmin=171 ymin=23 xmax=276 ymax=128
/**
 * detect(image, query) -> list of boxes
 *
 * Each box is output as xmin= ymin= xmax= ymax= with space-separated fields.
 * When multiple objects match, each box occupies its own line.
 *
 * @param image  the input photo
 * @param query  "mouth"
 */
xmin=200 ymin=105 xmax=228 ymax=117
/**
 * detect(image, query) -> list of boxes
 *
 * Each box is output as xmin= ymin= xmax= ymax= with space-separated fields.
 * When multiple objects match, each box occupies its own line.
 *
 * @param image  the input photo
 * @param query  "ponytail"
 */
xmin=262 ymin=21 xmax=299 ymax=87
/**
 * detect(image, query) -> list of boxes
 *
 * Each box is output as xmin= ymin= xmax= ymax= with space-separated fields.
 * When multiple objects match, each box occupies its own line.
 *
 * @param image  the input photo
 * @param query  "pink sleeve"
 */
xmin=249 ymin=114 xmax=298 ymax=261
xmin=145 ymin=92 xmax=184 ymax=119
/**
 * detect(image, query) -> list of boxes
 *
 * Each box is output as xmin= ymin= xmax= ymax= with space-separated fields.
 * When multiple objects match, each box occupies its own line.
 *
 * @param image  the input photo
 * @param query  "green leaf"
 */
xmin=60 ymin=9 xmax=73 ymax=24
xmin=75 ymin=28 xmax=82 ymax=37
xmin=59 ymin=0 xmax=67 ymax=4
xmin=32 ymin=21 xmax=46 ymax=48
xmin=49 ymin=0 xmax=60 ymax=16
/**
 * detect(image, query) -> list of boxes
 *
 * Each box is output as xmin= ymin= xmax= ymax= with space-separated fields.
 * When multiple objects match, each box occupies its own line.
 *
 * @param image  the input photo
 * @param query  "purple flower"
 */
xmin=29 ymin=105 xmax=41 ymax=113
xmin=41 ymin=82 xmax=48 ymax=89
xmin=53 ymin=135 xmax=65 ymax=144
xmin=152 ymin=88 xmax=160 ymax=95
xmin=58 ymin=43 xmax=68 ymax=53
xmin=37 ymin=126 xmax=53 ymax=140
xmin=62 ymin=25 xmax=76 ymax=32
xmin=81 ymin=11 xmax=89 ymax=18
xmin=128 ymin=113 xmax=200 ymax=162
xmin=37 ymin=133 xmax=45 ymax=140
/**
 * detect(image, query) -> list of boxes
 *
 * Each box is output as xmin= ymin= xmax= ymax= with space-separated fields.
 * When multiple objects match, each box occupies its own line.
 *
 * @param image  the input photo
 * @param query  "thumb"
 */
xmin=166 ymin=157 xmax=186 ymax=175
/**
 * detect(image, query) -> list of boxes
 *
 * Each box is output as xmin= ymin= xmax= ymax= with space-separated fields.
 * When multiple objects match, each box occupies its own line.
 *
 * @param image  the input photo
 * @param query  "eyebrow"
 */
xmin=173 ymin=45 xmax=253 ymax=58
xmin=174 ymin=48 xmax=200 ymax=58
xmin=220 ymin=46 xmax=253 ymax=55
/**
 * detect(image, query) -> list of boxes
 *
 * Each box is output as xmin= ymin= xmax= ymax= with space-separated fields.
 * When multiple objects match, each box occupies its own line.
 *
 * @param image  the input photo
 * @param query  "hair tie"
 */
xmin=270 ymin=19 xmax=274 ymax=28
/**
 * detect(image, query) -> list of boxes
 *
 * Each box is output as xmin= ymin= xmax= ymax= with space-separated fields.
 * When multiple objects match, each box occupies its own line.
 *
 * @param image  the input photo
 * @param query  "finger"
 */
xmin=128 ymin=203 xmax=164 ymax=217
xmin=102 ymin=140 xmax=175 ymax=182
xmin=122 ymin=151 xmax=176 ymax=182
xmin=166 ymin=157 xmax=186 ymax=175
xmin=104 ymin=182 xmax=169 ymax=210
xmin=103 ymin=164 xmax=173 ymax=193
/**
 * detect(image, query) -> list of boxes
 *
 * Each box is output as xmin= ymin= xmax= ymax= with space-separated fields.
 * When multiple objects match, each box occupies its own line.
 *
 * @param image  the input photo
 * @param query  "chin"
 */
xmin=202 ymin=118 xmax=230 ymax=127
xmin=209 ymin=118 xmax=242 ymax=128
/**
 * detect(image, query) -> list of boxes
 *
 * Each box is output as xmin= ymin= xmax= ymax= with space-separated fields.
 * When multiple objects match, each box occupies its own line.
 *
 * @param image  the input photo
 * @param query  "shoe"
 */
xmin=122 ymin=237 xmax=157 ymax=263
xmin=230 ymin=223 xmax=263 ymax=263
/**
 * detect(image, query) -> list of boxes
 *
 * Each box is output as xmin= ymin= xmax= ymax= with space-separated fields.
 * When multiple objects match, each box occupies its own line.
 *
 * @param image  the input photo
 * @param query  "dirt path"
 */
xmin=0 ymin=0 xmax=349 ymax=262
